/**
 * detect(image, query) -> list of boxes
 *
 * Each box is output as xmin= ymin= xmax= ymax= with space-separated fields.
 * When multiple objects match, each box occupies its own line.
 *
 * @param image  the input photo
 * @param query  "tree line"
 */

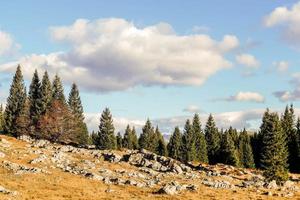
xmin=0 ymin=66 xmax=300 ymax=183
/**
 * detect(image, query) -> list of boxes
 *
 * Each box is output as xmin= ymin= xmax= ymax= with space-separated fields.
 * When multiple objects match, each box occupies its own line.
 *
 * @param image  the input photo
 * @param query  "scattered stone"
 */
xmin=0 ymin=151 xmax=5 ymax=158
xmin=102 ymin=152 xmax=122 ymax=163
xmin=29 ymin=155 xmax=48 ymax=164
xmin=0 ymin=138 xmax=11 ymax=148
xmin=265 ymin=180 xmax=277 ymax=190
xmin=202 ymin=179 xmax=233 ymax=189
xmin=2 ymin=160 xmax=49 ymax=174
xmin=0 ymin=186 xmax=18 ymax=196
xmin=31 ymin=139 xmax=50 ymax=148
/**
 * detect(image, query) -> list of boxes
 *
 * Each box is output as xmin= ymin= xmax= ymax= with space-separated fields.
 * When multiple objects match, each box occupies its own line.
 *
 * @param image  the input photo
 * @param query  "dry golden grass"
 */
xmin=0 ymin=135 xmax=300 ymax=200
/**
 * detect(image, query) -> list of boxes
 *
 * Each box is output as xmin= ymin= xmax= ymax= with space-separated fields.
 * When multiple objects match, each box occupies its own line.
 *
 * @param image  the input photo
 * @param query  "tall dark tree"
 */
xmin=116 ymin=132 xmax=123 ymax=150
xmin=68 ymin=83 xmax=88 ymax=145
xmin=167 ymin=127 xmax=182 ymax=160
xmin=220 ymin=130 xmax=240 ymax=166
xmin=181 ymin=119 xmax=196 ymax=162
xmin=296 ymin=118 xmax=300 ymax=172
xmin=4 ymin=65 xmax=27 ymax=136
xmin=250 ymin=132 xmax=263 ymax=168
xmin=131 ymin=126 xmax=139 ymax=149
xmin=15 ymin=96 xmax=31 ymax=137
xmin=205 ymin=114 xmax=220 ymax=164
xmin=260 ymin=109 xmax=288 ymax=182
xmin=123 ymin=125 xmax=139 ymax=149
xmin=40 ymin=71 xmax=52 ymax=114
xmin=281 ymin=105 xmax=298 ymax=172
xmin=138 ymin=119 xmax=155 ymax=151
xmin=238 ymin=129 xmax=255 ymax=168
xmin=52 ymin=74 xmax=65 ymax=103
xmin=155 ymin=126 xmax=167 ymax=156
xmin=96 ymin=108 xmax=116 ymax=149
xmin=192 ymin=114 xmax=208 ymax=163
xmin=0 ymin=104 xmax=4 ymax=131
xmin=28 ymin=69 xmax=43 ymax=126
xmin=228 ymin=126 xmax=239 ymax=147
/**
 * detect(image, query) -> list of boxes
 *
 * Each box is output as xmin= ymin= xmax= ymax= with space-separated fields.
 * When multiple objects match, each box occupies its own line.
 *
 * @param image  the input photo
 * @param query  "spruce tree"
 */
xmin=52 ymin=74 xmax=65 ymax=103
xmin=238 ymin=129 xmax=255 ymax=168
xmin=181 ymin=119 xmax=196 ymax=162
xmin=122 ymin=125 xmax=133 ymax=149
xmin=192 ymin=114 xmax=208 ymax=163
xmin=205 ymin=114 xmax=220 ymax=164
xmin=0 ymin=104 xmax=4 ymax=131
xmin=116 ymin=132 xmax=123 ymax=150
xmin=4 ymin=65 xmax=27 ymax=136
xmin=15 ymin=96 xmax=31 ymax=137
xmin=28 ymin=69 xmax=43 ymax=126
xmin=40 ymin=71 xmax=52 ymax=114
xmin=155 ymin=126 xmax=167 ymax=156
xmin=131 ymin=126 xmax=139 ymax=149
xmin=167 ymin=127 xmax=182 ymax=160
xmin=220 ymin=130 xmax=240 ymax=166
xmin=138 ymin=119 xmax=155 ymax=151
xmin=260 ymin=109 xmax=288 ymax=182
xmin=281 ymin=105 xmax=298 ymax=172
xmin=68 ymin=83 xmax=89 ymax=145
xmin=96 ymin=108 xmax=116 ymax=150
xmin=251 ymin=132 xmax=263 ymax=168
xmin=295 ymin=118 xmax=300 ymax=173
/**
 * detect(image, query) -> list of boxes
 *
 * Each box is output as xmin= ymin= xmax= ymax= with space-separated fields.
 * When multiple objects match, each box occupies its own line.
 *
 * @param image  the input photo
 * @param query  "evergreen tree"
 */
xmin=192 ymin=114 xmax=208 ymax=163
xmin=205 ymin=114 xmax=220 ymax=164
xmin=68 ymin=83 xmax=89 ymax=145
xmin=96 ymin=108 xmax=116 ymax=149
xmin=251 ymin=132 xmax=263 ymax=168
xmin=220 ymin=130 xmax=240 ymax=166
xmin=281 ymin=105 xmax=298 ymax=172
xmin=138 ymin=119 xmax=155 ymax=151
xmin=260 ymin=109 xmax=288 ymax=182
xmin=238 ymin=129 xmax=255 ymax=168
xmin=122 ymin=125 xmax=133 ymax=149
xmin=155 ymin=126 xmax=167 ymax=156
xmin=228 ymin=126 xmax=239 ymax=147
xmin=131 ymin=126 xmax=139 ymax=149
xmin=28 ymin=69 xmax=43 ymax=126
xmin=167 ymin=127 xmax=182 ymax=160
xmin=296 ymin=118 xmax=300 ymax=172
xmin=4 ymin=65 xmax=27 ymax=136
xmin=40 ymin=71 xmax=52 ymax=114
xmin=15 ymin=96 xmax=31 ymax=137
xmin=52 ymin=74 xmax=65 ymax=103
xmin=116 ymin=132 xmax=123 ymax=150
xmin=181 ymin=119 xmax=196 ymax=162
xmin=0 ymin=104 xmax=4 ymax=131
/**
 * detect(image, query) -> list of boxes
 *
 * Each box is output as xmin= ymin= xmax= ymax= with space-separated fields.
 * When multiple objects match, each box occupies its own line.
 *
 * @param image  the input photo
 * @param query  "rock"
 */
xmin=283 ymin=180 xmax=299 ymax=191
xmin=171 ymin=163 xmax=183 ymax=174
xmin=102 ymin=152 xmax=122 ymax=163
xmin=158 ymin=182 xmax=180 ymax=195
xmin=0 ymin=151 xmax=5 ymax=158
xmin=29 ymin=155 xmax=48 ymax=164
xmin=265 ymin=180 xmax=277 ymax=189
xmin=32 ymin=139 xmax=50 ymax=148
xmin=105 ymin=188 xmax=114 ymax=193
xmin=18 ymin=135 xmax=34 ymax=143
xmin=0 ymin=186 xmax=18 ymax=196
xmin=85 ymin=172 xmax=103 ymax=181
xmin=0 ymin=138 xmax=11 ymax=148
xmin=202 ymin=179 xmax=233 ymax=189
xmin=2 ymin=160 xmax=49 ymax=174
xmin=184 ymin=184 xmax=198 ymax=191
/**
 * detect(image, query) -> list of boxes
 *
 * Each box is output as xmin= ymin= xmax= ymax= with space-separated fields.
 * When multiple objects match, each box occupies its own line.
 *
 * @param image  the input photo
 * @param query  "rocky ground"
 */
xmin=0 ymin=135 xmax=299 ymax=200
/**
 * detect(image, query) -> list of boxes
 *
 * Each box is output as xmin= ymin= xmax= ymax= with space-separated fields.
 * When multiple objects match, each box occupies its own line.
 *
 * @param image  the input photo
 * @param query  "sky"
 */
xmin=1 ymin=0 xmax=300 ymax=134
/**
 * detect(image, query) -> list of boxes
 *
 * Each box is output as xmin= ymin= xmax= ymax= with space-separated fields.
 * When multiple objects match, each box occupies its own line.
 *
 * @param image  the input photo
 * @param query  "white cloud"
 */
xmin=236 ymin=54 xmax=260 ymax=68
xmin=183 ymin=105 xmax=201 ymax=113
xmin=0 ymin=30 xmax=20 ymax=56
xmin=264 ymin=2 xmax=300 ymax=46
xmin=273 ymin=72 xmax=300 ymax=101
xmin=273 ymin=61 xmax=289 ymax=72
xmin=226 ymin=91 xmax=265 ymax=103
xmin=0 ymin=18 xmax=239 ymax=92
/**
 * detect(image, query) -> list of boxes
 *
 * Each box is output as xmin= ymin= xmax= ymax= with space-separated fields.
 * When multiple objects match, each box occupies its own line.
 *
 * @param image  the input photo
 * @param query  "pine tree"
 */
xmin=138 ymin=119 xmax=155 ymax=151
xmin=155 ymin=126 xmax=167 ymax=156
xmin=250 ymin=132 xmax=263 ymax=168
xmin=228 ymin=126 xmax=239 ymax=147
xmin=40 ymin=71 xmax=52 ymax=114
xmin=96 ymin=108 xmax=116 ymax=150
xmin=15 ymin=96 xmax=31 ymax=137
xmin=167 ymin=127 xmax=182 ymax=160
xmin=0 ymin=104 xmax=4 ymax=131
xmin=68 ymin=83 xmax=88 ymax=145
xmin=295 ymin=118 xmax=300 ymax=173
xmin=181 ymin=119 xmax=196 ymax=162
xmin=28 ymin=69 xmax=43 ymax=127
xmin=4 ymin=65 xmax=27 ymax=136
xmin=281 ymin=105 xmax=298 ymax=172
xmin=122 ymin=125 xmax=132 ymax=149
xmin=238 ymin=129 xmax=255 ymax=168
xmin=220 ymin=130 xmax=240 ymax=166
xmin=52 ymin=74 xmax=65 ymax=103
xmin=131 ymin=126 xmax=139 ymax=149
xmin=116 ymin=132 xmax=123 ymax=150
xmin=192 ymin=114 xmax=208 ymax=163
xmin=260 ymin=109 xmax=288 ymax=183
xmin=205 ymin=114 xmax=220 ymax=164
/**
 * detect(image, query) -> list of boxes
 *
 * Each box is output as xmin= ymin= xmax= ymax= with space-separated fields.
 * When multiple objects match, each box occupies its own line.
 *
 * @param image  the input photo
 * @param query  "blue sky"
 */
xmin=1 ymin=0 xmax=300 ymax=134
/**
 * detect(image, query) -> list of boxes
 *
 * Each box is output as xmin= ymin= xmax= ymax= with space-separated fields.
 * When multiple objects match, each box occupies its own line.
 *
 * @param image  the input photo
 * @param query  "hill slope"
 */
xmin=0 ymin=135 xmax=299 ymax=200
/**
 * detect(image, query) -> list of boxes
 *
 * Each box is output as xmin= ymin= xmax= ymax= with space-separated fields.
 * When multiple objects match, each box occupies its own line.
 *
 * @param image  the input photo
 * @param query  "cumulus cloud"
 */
xmin=225 ymin=91 xmax=265 ymax=103
xmin=0 ymin=18 xmax=239 ymax=92
xmin=183 ymin=105 xmax=201 ymax=113
xmin=273 ymin=61 xmax=289 ymax=72
xmin=273 ymin=72 xmax=300 ymax=101
xmin=0 ymin=30 xmax=20 ymax=56
xmin=235 ymin=54 xmax=260 ymax=68
xmin=264 ymin=2 xmax=300 ymax=46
